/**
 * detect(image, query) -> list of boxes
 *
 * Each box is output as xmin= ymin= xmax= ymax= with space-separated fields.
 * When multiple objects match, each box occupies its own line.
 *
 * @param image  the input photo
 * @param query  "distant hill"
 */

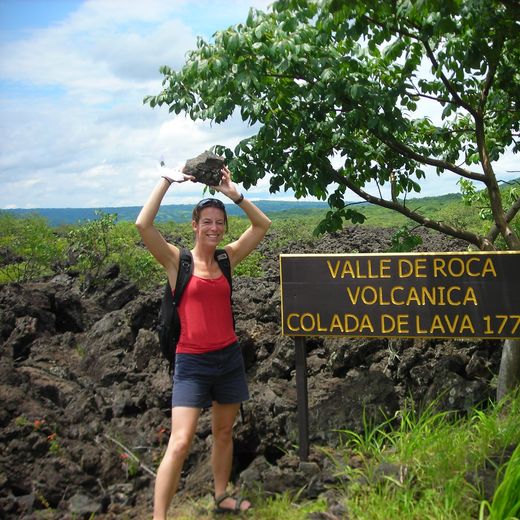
xmin=1 ymin=191 xmax=475 ymax=228
xmin=1 ymin=200 xmax=331 ymax=227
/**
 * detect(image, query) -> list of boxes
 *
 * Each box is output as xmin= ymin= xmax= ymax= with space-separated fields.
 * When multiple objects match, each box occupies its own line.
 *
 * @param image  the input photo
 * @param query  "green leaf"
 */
xmin=145 ymin=0 xmax=520 ymax=250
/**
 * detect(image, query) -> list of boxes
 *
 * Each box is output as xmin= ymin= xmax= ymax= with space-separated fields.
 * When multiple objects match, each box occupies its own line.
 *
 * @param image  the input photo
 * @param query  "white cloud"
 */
xmin=0 ymin=0 xmax=340 ymax=209
xmin=0 ymin=0 xmax=277 ymax=208
xmin=0 ymin=0 xmax=517 ymax=210
xmin=0 ymin=5 xmax=194 ymax=101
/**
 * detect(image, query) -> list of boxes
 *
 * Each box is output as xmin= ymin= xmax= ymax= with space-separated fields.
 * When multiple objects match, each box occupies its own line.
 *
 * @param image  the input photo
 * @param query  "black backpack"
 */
xmin=158 ymin=248 xmax=233 ymax=372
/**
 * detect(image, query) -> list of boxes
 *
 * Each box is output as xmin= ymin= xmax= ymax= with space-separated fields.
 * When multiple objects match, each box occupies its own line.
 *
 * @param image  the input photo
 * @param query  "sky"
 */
xmin=0 ymin=0 xmax=274 ymax=208
xmin=0 ymin=0 xmax=518 ymax=210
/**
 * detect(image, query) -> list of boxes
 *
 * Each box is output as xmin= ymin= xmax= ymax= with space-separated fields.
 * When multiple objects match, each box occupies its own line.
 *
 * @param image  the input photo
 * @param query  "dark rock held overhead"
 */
xmin=183 ymin=151 xmax=225 ymax=186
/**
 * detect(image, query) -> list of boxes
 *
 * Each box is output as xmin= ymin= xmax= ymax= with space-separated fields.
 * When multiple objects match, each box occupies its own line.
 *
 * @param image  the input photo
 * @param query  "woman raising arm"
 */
xmin=135 ymin=162 xmax=271 ymax=519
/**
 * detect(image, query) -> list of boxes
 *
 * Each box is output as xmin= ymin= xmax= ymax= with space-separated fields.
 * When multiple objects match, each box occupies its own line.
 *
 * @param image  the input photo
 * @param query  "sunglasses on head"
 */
xmin=196 ymin=198 xmax=225 ymax=210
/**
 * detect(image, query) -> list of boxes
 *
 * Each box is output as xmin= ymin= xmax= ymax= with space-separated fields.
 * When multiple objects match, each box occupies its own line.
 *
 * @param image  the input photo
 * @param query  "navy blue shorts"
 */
xmin=171 ymin=342 xmax=249 ymax=408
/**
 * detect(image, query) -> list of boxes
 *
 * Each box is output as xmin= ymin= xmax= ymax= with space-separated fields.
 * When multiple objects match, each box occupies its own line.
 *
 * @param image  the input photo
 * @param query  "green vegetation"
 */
xmin=66 ymin=211 xmax=120 ymax=289
xmin=2 ymin=189 xmax=518 ymax=288
xmin=333 ymin=392 xmax=520 ymax=520
xmin=0 ymin=203 xmax=326 ymax=287
xmin=481 ymin=443 xmax=520 ymax=520
xmin=0 ymin=212 xmax=66 ymax=283
xmin=0 ymin=211 xmax=164 ymax=289
xmin=147 ymin=0 xmax=520 ymax=251
xmin=165 ymin=392 xmax=520 ymax=519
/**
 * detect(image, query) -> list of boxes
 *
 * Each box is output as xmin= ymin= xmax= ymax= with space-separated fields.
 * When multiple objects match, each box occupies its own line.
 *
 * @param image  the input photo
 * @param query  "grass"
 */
xmin=163 ymin=391 xmax=520 ymax=519
xmin=479 ymin=443 xmax=520 ymax=520
xmin=330 ymin=392 xmax=520 ymax=520
xmin=165 ymin=491 xmax=327 ymax=519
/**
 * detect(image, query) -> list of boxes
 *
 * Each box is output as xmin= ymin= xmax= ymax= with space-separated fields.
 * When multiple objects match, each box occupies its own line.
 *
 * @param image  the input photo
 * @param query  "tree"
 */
xmin=145 ymin=0 xmax=520 ymax=396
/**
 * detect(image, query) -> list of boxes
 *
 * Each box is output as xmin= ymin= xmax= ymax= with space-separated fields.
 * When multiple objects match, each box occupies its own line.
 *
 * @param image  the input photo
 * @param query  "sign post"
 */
xmin=294 ymin=336 xmax=309 ymax=460
xmin=280 ymin=251 xmax=520 ymax=460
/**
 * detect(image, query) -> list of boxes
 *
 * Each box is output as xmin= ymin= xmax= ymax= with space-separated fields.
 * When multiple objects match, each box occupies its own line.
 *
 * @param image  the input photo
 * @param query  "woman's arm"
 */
xmin=135 ymin=169 xmax=194 ymax=273
xmin=216 ymin=166 xmax=272 ymax=268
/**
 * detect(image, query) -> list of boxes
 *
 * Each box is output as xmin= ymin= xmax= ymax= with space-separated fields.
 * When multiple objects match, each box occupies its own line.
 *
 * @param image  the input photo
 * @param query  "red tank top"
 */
xmin=176 ymin=274 xmax=237 ymax=354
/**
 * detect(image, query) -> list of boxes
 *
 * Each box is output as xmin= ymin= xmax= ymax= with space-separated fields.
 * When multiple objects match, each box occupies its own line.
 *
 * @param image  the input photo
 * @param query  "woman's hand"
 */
xmin=157 ymin=162 xmax=195 ymax=184
xmin=214 ymin=165 xmax=241 ymax=200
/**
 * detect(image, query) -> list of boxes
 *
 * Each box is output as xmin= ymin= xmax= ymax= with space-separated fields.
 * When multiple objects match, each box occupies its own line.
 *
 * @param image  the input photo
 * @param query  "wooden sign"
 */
xmin=280 ymin=251 xmax=520 ymax=339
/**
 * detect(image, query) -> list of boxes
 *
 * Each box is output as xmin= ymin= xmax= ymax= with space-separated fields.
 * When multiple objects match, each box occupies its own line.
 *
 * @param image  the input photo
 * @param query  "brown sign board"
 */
xmin=280 ymin=251 xmax=520 ymax=340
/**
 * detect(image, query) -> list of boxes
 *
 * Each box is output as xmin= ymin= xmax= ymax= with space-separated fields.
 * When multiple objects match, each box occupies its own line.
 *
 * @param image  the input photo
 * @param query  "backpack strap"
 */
xmin=215 ymin=248 xmax=233 ymax=325
xmin=173 ymin=248 xmax=194 ymax=306
xmin=215 ymin=249 xmax=232 ymax=294
xmin=159 ymin=248 xmax=193 ymax=373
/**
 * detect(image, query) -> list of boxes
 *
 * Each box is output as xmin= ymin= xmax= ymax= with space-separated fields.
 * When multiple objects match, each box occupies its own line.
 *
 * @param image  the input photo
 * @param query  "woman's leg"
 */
xmin=153 ymin=406 xmax=201 ymax=520
xmin=211 ymin=402 xmax=250 ymax=511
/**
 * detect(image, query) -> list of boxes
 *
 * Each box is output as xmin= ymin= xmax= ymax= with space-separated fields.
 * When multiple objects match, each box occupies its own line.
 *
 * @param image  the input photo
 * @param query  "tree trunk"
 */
xmin=497 ymin=339 xmax=520 ymax=401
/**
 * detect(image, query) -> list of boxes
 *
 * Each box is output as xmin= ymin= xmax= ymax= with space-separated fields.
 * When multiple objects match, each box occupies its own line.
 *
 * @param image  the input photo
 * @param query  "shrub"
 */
xmin=66 ymin=211 xmax=119 ymax=290
xmin=0 ymin=213 xmax=65 ymax=283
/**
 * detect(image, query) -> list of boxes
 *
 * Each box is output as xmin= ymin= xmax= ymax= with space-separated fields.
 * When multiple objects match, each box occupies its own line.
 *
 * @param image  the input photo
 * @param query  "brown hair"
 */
xmin=192 ymin=198 xmax=228 ymax=232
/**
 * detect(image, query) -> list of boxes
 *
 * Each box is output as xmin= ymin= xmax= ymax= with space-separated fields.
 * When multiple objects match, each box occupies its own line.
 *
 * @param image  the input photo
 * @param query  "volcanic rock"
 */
xmin=183 ymin=151 xmax=225 ymax=186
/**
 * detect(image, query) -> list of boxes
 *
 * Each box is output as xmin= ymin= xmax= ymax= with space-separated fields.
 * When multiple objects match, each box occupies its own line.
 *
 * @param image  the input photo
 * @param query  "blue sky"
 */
xmin=0 ymin=0 xmax=518 ymax=209
xmin=0 ymin=0 xmax=272 ymax=208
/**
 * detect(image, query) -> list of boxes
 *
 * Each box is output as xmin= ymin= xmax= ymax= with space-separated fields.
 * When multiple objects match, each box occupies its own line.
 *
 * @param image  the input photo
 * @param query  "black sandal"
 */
xmin=214 ymin=493 xmax=250 ymax=515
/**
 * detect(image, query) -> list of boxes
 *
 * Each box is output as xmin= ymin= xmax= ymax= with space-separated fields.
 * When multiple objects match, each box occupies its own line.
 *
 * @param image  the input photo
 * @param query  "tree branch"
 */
xmin=373 ymin=131 xmax=487 ymax=182
xmin=486 ymin=196 xmax=520 ymax=244
xmin=422 ymin=39 xmax=479 ymax=119
xmin=481 ymin=62 xmax=498 ymax=110
xmin=407 ymin=79 xmax=452 ymax=105
xmin=480 ymin=35 xmax=504 ymax=109
xmin=331 ymin=168 xmax=491 ymax=249
xmin=411 ymin=91 xmax=452 ymax=104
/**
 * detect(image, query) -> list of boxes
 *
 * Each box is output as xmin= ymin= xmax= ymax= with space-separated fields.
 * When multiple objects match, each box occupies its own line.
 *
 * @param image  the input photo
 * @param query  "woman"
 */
xmin=135 ymin=162 xmax=271 ymax=518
